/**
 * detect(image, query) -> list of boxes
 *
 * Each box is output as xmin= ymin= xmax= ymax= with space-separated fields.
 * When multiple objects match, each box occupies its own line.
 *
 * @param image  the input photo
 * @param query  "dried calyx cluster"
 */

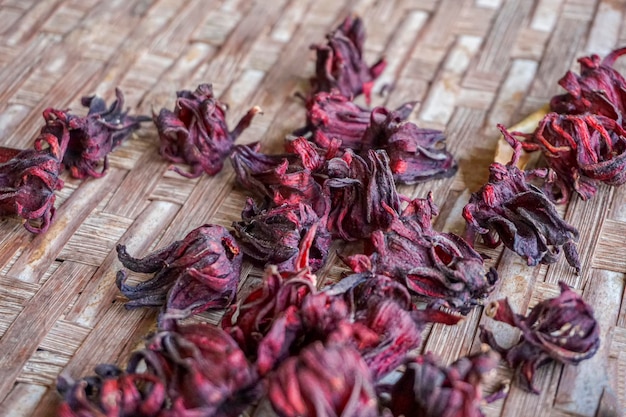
xmin=0 ymin=13 xmax=605 ymax=417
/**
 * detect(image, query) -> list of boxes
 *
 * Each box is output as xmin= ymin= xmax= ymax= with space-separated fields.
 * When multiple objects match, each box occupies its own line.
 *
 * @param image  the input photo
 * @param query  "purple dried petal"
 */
xmin=389 ymin=349 xmax=501 ymax=417
xmin=480 ymin=281 xmax=599 ymax=393
xmin=310 ymin=15 xmax=386 ymax=104
xmin=463 ymin=131 xmax=580 ymax=270
xmin=233 ymin=199 xmax=331 ymax=272
xmin=156 ymin=83 xmax=261 ymax=178
xmin=268 ymin=342 xmax=379 ymax=417
xmin=0 ymin=116 xmax=68 ymax=233
xmin=345 ymin=194 xmax=497 ymax=312
xmin=550 ymin=47 xmax=626 ymax=119
xmin=324 ymin=149 xmax=401 ymax=240
xmin=116 ymin=224 xmax=242 ymax=324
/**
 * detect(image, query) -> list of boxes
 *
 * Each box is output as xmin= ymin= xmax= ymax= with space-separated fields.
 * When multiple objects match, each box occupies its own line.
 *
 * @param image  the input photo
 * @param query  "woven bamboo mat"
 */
xmin=0 ymin=0 xmax=625 ymax=416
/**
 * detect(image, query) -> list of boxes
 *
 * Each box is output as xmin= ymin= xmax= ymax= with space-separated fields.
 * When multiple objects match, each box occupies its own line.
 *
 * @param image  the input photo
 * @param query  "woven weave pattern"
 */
xmin=0 ymin=0 xmax=625 ymax=416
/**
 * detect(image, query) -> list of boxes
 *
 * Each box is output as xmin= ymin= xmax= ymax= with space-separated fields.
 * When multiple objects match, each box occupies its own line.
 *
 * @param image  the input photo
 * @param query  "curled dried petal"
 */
xmin=156 ymin=83 xmax=260 ymax=178
xmin=116 ymin=224 xmax=242 ymax=325
xmin=310 ymin=15 xmax=386 ymax=104
xmin=480 ymin=281 xmax=599 ymax=393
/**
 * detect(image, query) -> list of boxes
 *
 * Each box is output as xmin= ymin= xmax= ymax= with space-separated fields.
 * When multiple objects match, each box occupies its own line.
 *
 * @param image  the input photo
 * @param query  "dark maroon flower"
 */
xmin=310 ymin=15 xmax=386 ymax=104
xmin=361 ymin=107 xmax=458 ymax=184
xmin=463 ymin=132 xmax=580 ymax=270
xmin=127 ymin=323 xmax=259 ymax=417
xmin=388 ymin=349 xmax=501 ymax=417
xmin=345 ymin=194 xmax=497 ymax=313
xmin=297 ymin=90 xmax=415 ymax=151
xmin=229 ymin=137 xmax=333 ymax=216
xmin=550 ymin=47 xmax=626 ymax=119
xmin=51 ymin=88 xmax=150 ymax=179
xmin=0 ymin=118 xmax=68 ymax=233
xmin=506 ymin=114 xmax=626 ymax=202
xmin=480 ymin=281 xmax=600 ymax=393
xmin=268 ymin=342 xmax=379 ymax=417
xmin=324 ymin=149 xmax=401 ymax=240
xmin=116 ymin=224 xmax=242 ymax=324
xmin=156 ymin=83 xmax=261 ymax=178
xmin=233 ymin=199 xmax=331 ymax=272
xmin=57 ymin=365 xmax=166 ymax=417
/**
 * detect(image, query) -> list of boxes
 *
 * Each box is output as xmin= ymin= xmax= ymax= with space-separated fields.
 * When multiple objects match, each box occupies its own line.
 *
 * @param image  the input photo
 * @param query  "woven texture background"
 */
xmin=0 ymin=0 xmax=625 ymax=416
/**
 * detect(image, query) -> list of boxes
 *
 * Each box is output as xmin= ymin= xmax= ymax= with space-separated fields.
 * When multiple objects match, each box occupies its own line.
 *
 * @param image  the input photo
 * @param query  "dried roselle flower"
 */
xmin=230 ymin=137 xmax=332 ymax=216
xmin=463 ymin=132 xmax=581 ymax=271
xmin=361 ymin=107 xmax=457 ymax=184
xmin=128 ymin=323 xmax=259 ymax=417
xmin=550 ymin=47 xmax=626 ymax=119
xmin=310 ymin=15 xmax=386 ymax=104
xmin=324 ymin=149 xmax=401 ymax=240
xmin=156 ymin=83 xmax=261 ymax=178
xmin=296 ymin=89 xmax=413 ymax=148
xmin=480 ymin=281 xmax=600 ymax=393
xmin=232 ymin=199 xmax=331 ymax=272
xmin=388 ymin=349 xmax=501 ymax=417
xmin=268 ymin=341 xmax=380 ymax=417
xmin=51 ymin=88 xmax=150 ymax=179
xmin=57 ymin=365 xmax=166 ymax=417
xmin=0 ymin=122 xmax=68 ymax=233
xmin=507 ymin=114 xmax=626 ymax=202
xmin=116 ymin=224 xmax=242 ymax=324
xmin=344 ymin=194 xmax=497 ymax=313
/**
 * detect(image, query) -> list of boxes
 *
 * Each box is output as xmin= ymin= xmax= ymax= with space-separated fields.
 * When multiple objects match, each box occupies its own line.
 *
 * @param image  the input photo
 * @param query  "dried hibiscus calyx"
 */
xmin=52 ymin=88 xmax=150 ymax=179
xmin=310 ymin=15 xmax=386 ymax=104
xmin=362 ymin=107 xmax=458 ymax=184
xmin=344 ymin=194 xmax=497 ymax=313
xmin=230 ymin=137 xmax=332 ymax=216
xmin=156 ymin=83 xmax=261 ymax=178
xmin=463 ymin=132 xmax=581 ymax=271
xmin=505 ymin=114 xmax=626 ymax=202
xmin=268 ymin=341 xmax=380 ymax=417
xmin=57 ymin=364 xmax=166 ymax=417
xmin=233 ymin=199 xmax=331 ymax=272
xmin=116 ymin=224 xmax=242 ymax=324
xmin=127 ymin=323 xmax=259 ymax=417
xmin=297 ymin=90 xmax=415 ymax=151
xmin=0 ymin=122 xmax=68 ymax=233
xmin=550 ymin=47 xmax=626 ymax=118
xmin=325 ymin=149 xmax=401 ymax=240
xmin=480 ymin=281 xmax=600 ymax=393
xmin=387 ymin=349 xmax=501 ymax=417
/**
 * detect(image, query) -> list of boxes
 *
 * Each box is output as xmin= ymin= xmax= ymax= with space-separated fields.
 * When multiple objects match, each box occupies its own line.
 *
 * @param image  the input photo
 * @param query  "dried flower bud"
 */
xmin=388 ymin=349 xmax=501 ymax=417
xmin=128 ymin=323 xmax=259 ymax=417
xmin=233 ymin=199 xmax=331 ymax=272
xmin=345 ymin=194 xmax=497 ymax=313
xmin=480 ymin=281 xmax=600 ymax=393
xmin=509 ymin=114 xmax=626 ymax=202
xmin=463 ymin=132 xmax=580 ymax=271
xmin=57 ymin=365 xmax=166 ymax=417
xmin=0 ymin=119 xmax=68 ymax=233
xmin=268 ymin=342 xmax=379 ymax=417
xmin=156 ymin=83 xmax=261 ymax=178
xmin=362 ymin=107 xmax=458 ymax=184
xmin=51 ymin=88 xmax=150 ymax=179
xmin=550 ymin=47 xmax=626 ymax=119
xmin=297 ymin=91 xmax=415 ymax=152
xmin=310 ymin=15 xmax=386 ymax=104
xmin=325 ymin=149 xmax=401 ymax=240
xmin=116 ymin=224 xmax=242 ymax=324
